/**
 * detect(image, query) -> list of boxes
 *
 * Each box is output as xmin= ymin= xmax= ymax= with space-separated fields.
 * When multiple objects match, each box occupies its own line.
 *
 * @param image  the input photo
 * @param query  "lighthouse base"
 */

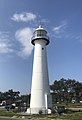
xmin=26 ymin=108 xmax=51 ymax=114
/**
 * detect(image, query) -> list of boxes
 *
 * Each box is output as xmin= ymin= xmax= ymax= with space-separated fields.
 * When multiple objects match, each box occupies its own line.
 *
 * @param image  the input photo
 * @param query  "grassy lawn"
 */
xmin=0 ymin=109 xmax=20 ymax=117
xmin=53 ymin=102 xmax=82 ymax=108
xmin=1 ymin=109 xmax=82 ymax=120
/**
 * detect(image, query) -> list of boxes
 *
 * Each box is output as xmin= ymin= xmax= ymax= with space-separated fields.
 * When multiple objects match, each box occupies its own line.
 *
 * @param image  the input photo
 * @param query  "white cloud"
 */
xmin=0 ymin=42 xmax=13 ymax=54
xmin=0 ymin=32 xmax=14 ymax=54
xmin=74 ymin=33 xmax=82 ymax=43
xmin=15 ymin=27 xmax=34 ymax=58
xmin=53 ymin=20 xmax=82 ymax=43
xmin=53 ymin=22 xmax=67 ymax=31
xmin=53 ymin=21 xmax=68 ymax=38
xmin=11 ymin=12 xmax=36 ymax=22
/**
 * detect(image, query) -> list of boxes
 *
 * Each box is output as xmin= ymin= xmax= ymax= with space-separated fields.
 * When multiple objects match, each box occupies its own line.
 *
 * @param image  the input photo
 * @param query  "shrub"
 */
xmin=51 ymin=109 xmax=56 ymax=114
xmin=39 ymin=110 xmax=43 ymax=114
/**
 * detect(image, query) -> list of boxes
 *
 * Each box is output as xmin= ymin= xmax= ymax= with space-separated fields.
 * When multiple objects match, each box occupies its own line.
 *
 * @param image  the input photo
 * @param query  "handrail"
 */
xmin=31 ymin=35 xmax=49 ymax=40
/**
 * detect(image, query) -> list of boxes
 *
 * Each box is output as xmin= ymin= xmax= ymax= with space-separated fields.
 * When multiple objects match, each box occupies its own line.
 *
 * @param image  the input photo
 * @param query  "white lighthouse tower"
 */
xmin=27 ymin=25 xmax=52 ymax=114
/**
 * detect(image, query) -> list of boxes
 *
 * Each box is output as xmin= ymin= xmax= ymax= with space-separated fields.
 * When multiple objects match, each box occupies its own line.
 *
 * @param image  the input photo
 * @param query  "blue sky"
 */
xmin=0 ymin=0 xmax=82 ymax=95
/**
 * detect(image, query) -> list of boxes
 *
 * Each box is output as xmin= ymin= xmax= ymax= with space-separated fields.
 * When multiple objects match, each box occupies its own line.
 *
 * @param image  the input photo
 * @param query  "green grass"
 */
xmin=28 ymin=113 xmax=82 ymax=120
xmin=53 ymin=102 xmax=82 ymax=108
xmin=0 ymin=109 xmax=23 ymax=118
xmin=1 ymin=109 xmax=82 ymax=120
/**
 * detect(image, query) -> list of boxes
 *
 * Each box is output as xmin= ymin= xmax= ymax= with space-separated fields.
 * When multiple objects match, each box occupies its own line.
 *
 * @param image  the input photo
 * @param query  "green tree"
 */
xmin=1 ymin=89 xmax=20 ymax=104
xmin=50 ymin=78 xmax=82 ymax=103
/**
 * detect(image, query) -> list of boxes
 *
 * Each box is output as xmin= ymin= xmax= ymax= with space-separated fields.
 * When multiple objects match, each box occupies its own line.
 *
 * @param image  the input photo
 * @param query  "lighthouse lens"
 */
xmin=35 ymin=30 xmax=46 ymax=37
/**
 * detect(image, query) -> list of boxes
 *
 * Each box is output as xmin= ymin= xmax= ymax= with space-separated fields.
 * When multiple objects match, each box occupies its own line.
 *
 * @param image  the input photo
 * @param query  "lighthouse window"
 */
xmin=42 ymin=48 xmax=44 ymax=50
xmin=36 ymin=30 xmax=41 ymax=36
xmin=36 ymin=30 xmax=46 ymax=37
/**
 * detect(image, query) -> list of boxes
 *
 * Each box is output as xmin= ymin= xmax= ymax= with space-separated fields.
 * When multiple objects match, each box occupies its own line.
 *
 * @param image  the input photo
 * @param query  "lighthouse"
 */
xmin=27 ymin=25 xmax=52 ymax=114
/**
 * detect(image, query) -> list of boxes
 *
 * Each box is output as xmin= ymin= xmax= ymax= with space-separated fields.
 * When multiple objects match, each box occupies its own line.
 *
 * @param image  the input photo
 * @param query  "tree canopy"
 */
xmin=0 ymin=89 xmax=30 ymax=107
xmin=50 ymin=78 xmax=82 ymax=103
